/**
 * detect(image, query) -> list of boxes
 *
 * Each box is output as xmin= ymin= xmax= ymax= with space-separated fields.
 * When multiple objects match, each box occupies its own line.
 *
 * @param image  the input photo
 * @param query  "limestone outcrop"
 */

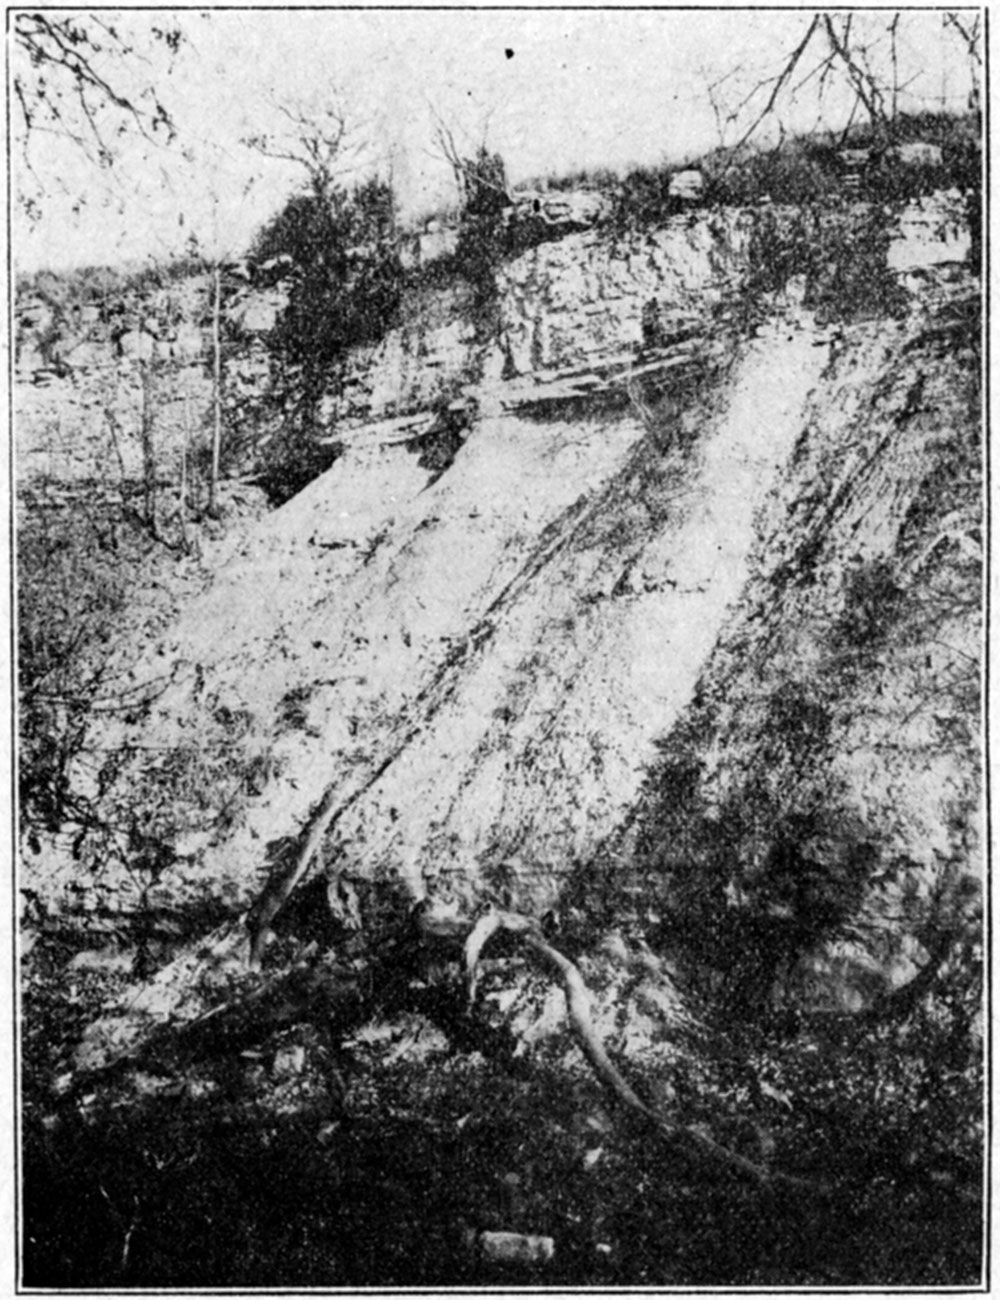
xmin=18 ymin=193 xmax=980 ymax=1068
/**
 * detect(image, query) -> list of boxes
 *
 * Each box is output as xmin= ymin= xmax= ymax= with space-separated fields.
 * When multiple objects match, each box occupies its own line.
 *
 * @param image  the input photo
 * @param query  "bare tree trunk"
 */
xmin=181 ymin=385 xmax=190 ymax=506
xmin=103 ymin=362 xmax=130 ymax=515
xmin=140 ymin=361 xmax=157 ymax=536
xmin=179 ymin=383 xmax=190 ymax=551
xmin=944 ymin=13 xmax=982 ymax=111
xmin=210 ymin=264 xmax=222 ymax=514
xmin=889 ymin=14 xmax=900 ymax=121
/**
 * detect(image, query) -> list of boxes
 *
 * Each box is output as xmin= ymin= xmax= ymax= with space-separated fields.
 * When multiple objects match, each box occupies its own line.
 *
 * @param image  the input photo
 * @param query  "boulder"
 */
xmin=668 ymin=170 xmax=705 ymax=202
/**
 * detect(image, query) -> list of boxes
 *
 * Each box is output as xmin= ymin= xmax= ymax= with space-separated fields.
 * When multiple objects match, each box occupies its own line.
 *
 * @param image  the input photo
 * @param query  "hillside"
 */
xmin=17 ymin=186 xmax=983 ymax=1287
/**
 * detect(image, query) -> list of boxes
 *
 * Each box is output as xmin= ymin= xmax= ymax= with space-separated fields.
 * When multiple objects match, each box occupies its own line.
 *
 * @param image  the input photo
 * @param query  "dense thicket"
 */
xmin=247 ymin=177 xmax=403 ymax=500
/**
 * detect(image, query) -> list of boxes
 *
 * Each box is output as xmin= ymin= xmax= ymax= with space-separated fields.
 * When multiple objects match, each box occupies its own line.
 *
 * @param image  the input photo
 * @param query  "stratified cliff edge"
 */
xmin=19 ymin=195 xmax=980 ymax=1077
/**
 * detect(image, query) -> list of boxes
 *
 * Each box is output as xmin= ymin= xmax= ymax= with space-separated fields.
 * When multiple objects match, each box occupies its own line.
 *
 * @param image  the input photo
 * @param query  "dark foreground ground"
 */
xmin=20 ymin=930 xmax=983 ymax=1289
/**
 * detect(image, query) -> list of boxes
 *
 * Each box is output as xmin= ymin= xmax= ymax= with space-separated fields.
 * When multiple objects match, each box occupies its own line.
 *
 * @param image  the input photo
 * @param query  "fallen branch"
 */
xmin=133 ymin=912 xmax=516 ymax=1078
xmin=465 ymin=908 xmax=829 ymax=1195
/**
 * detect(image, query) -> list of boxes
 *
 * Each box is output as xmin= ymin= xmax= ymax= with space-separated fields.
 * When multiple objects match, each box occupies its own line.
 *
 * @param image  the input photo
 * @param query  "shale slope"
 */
xmin=20 ymin=197 xmax=981 ymax=1071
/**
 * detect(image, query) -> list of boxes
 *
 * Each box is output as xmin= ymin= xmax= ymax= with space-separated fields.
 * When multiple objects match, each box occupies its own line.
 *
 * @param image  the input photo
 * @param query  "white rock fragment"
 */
xmin=273 ymin=1044 xmax=306 ymax=1077
xmin=477 ymin=1230 xmax=555 ymax=1266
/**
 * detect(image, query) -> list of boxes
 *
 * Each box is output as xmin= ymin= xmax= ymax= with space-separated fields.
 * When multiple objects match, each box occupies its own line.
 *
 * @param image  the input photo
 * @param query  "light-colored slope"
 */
xmin=617 ymin=294 xmax=982 ymax=1012
xmin=46 ymin=387 xmax=654 ymax=913
xmin=41 ymin=316 xmax=827 ymax=924
xmin=66 ymin=316 xmax=833 ymax=1070
xmin=328 ymin=321 xmax=829 ymax=905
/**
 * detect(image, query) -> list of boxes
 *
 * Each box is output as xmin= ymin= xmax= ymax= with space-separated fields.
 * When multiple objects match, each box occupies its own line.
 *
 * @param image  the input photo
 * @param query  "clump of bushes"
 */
xmin=17 ymin=496 xmax=274 ymax=914
xmin=603 ymin=110 xmax=979 ymax=233
xmin=245 ymin=177 xmax=403 ymax=503
xmin=609 ymin=165 xmax=685 ymax=232
xmin=452 ymin=148 xmax=510 ymax=336
xmin=20 ymin=904 xmax=982 ymax=1287
xmin=738 ymin=202 xmax=908 ymax=324
xmin=17 ymin=504 xmax=140 ymax=848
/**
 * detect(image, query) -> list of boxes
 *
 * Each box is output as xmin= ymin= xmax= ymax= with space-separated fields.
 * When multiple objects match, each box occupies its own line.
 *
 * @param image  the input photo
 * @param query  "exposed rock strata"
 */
xmin=19 ymin=196 xmax=980 ymax=1064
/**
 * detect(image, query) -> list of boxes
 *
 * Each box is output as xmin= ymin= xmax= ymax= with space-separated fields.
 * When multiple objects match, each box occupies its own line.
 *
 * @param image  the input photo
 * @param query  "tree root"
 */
xmin=246 ymin=734 xmax=422 ymax=966
xmin=463 ymin=907 xmax=830 ymax=1197
xmin=78 ymin=900 xmax=827 ymax=1198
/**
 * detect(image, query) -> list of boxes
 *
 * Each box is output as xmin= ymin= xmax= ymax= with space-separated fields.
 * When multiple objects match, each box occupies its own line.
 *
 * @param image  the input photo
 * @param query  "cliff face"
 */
xmin=334 ymin=210 xmax=749 ymax=422
xmin=16 ymin=273 xmax=213 ymax=488
xmin=15 ymin=192 xmax=969 ymax=477
xmin=16 ymin=212 xmax=745 ymax=488
xmin=20 ymin=195 xmax=981 ymax=1059
xmin=616 ymin=289 xmax=981 ymax=1014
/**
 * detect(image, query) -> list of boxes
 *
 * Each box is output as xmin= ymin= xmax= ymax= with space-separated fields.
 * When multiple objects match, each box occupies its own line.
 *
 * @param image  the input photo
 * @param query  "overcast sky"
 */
xmin=12 ymin=7 xmax=980 ymax=272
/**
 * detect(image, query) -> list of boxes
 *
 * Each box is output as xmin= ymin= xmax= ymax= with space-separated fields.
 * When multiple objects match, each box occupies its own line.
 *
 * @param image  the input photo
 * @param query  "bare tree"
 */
xmin=428 ymin=105 xmax=470 ymax=204
xmin=426 ymin=97 xmax=510 ymax=209
xmin=702 ymin=12 xmax=981 ymax=157
xmin=243 ymin=84 xmax=372 ymax=200
xmin=943 ymin=12 xmax=982 ymax=111
xmin=700 ymin=64 xmax=746 ymax=151
xmin=164 ymin=143 xmax=265 ymax=514
xmin=210 ymin=264 xmax=223 ymax=512
xmin=139 ymin=361 xmax=158 ymax=537
xmin=242 ymin=90 xmax=402 ymax=497
xmin=11 ymin=12 xmax=186 ymax=213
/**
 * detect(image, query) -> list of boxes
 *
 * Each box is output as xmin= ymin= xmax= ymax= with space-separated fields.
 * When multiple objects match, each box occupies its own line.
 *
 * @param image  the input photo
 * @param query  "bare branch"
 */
xmin=12 ymin=10 xmax=182 ymax=210
xmin=426 ymin=99 xmax=470 ymax=200
xmin=944 ymin=12 xmax=983 ymax=66
xmin=243 ymin=85 xmax=367 ymax=199
xmin=822 ymin=14 xmax=888 ymax=133
xmin=726 ymin=15 xmax=821 ymax=155
xmin=699 ymin=63 xmax=745 ymax=148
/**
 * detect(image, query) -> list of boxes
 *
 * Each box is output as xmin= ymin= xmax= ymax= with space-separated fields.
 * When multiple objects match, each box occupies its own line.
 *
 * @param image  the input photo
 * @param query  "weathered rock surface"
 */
xmin=15 ymin=193 xmax=971 ymax=484
xmin=18 ymin=194 xmax=980 ymax=1069
xmin=614 ymin=287 xmax=982 ymax=1014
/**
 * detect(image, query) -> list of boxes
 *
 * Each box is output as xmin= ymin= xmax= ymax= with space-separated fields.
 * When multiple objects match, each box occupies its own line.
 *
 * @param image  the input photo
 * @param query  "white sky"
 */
xmin=10 ymin=7 xmax=980 ymax=272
